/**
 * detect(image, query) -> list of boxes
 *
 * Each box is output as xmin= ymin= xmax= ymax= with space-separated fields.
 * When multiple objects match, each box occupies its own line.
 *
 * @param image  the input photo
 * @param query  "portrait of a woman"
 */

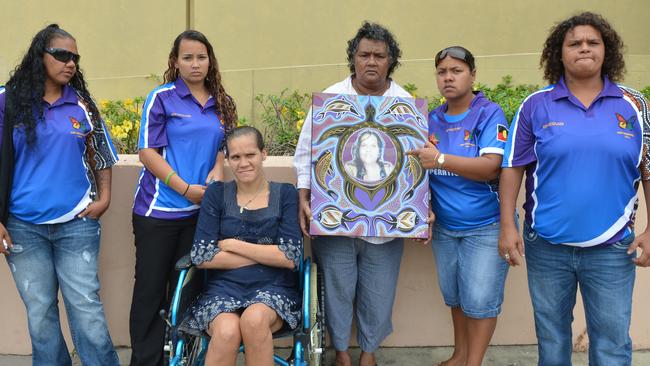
xmin=344 ymin=129 xmax=394 ymax=184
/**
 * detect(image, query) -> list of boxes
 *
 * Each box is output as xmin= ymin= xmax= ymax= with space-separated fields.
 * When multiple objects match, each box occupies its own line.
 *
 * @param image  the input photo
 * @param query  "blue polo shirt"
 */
xmin=428 ymin=92 xmax=507 ymax=230
xmin=134 ymin=78 xmax=226 ymax=219
xmin=503 ymin=77 xmax=650 ymax=246
xmin=0 ymin=85 xmax=119 ymax=224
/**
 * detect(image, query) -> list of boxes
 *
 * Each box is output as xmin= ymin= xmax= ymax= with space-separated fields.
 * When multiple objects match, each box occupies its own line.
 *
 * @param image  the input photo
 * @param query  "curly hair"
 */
xmin=346 ymin=21 xmax=402 ymax=78
xmin=540 ymin=12 xmax=625 ymax=84
xmin=4 ymin=24 xmax=100 ymax=146
xmin=163 ymin=30 xmax=238 ymax=132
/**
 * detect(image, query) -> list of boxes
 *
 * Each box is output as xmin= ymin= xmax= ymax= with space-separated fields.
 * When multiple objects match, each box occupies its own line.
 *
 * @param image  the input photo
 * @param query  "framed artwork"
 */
xmin=309 ymin=93 xmax=430 ymax=238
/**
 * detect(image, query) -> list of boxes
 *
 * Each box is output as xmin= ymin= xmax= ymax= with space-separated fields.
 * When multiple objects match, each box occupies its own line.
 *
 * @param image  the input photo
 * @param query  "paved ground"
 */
xmin=1 ymin=346 xmax=649 ymax=365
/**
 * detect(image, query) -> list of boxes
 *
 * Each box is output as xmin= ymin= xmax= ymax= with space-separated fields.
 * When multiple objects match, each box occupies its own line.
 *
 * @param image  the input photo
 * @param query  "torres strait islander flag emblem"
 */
xmin=497 ymin=124 xmax=508 ymax=142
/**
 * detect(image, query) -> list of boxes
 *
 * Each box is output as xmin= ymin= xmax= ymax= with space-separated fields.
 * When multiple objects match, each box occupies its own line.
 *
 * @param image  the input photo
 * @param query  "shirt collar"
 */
xmin=173 ymin=78 xmax=215 ymax=108
xmin=174 ymin=78 xmax=192 ymax=98
xmin=551 ymin=76 xmax=622 ymax=101
xmin=47 ymin=84 xmax=80 ymax=108
xmin=432 ymin=91 xmax=484 ymax=121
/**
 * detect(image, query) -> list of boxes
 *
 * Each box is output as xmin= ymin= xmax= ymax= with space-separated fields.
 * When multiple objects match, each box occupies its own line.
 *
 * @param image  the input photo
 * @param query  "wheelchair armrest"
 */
xmin=175 ymin=254 xmax=194 ymax=271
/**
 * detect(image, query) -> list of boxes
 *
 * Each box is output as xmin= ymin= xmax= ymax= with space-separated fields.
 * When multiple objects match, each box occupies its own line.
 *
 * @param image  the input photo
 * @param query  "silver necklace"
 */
xmin=238 ymin=181 xmax=267 ymax=214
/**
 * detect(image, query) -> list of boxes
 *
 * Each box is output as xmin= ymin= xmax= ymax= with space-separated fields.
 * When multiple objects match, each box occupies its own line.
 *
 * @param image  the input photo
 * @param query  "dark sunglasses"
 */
xmin=45 ymin=48 xmax=80 ymax=64
xmin=435 ymin=47 xmax=475 ymax=70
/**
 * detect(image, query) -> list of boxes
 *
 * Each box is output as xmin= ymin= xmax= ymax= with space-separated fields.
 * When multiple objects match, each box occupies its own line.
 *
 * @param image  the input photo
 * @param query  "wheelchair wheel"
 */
xmin=308 ymin=262 xmax=326 ymax=366
xmin=171 ymin=333 xmax=206 ymax=366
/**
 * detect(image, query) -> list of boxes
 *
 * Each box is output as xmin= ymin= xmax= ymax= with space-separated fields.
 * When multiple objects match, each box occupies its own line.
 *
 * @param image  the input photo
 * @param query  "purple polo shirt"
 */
xmin=503 ymin=77 xmax=650 ymax=246
xmin=133 ymin=78 xmax=225 ymax=219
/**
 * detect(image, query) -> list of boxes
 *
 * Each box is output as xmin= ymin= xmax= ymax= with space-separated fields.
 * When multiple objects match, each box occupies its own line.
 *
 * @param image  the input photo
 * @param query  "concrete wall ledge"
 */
xmin=1 ymin=155 xmax=649 ymax=354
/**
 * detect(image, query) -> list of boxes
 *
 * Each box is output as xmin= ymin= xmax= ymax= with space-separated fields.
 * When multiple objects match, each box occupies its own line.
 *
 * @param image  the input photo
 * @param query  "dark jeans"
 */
xmin=129 ymin=213 xmax=197 ymax=366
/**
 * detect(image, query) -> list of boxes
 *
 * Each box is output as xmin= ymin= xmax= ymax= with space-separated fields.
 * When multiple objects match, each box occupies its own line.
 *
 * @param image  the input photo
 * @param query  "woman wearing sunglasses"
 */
xmin=0 ymin=24 xmax=120 ymax=365
xmin=408 ymin=46 xmax=509 ymax=366
xmin=129 ymin=30 xmax=238 ymax=365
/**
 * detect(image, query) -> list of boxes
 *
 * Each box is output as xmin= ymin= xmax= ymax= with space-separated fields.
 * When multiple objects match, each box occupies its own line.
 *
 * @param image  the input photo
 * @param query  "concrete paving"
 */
xmin=1 ymin=346 xmax=649 ymax=365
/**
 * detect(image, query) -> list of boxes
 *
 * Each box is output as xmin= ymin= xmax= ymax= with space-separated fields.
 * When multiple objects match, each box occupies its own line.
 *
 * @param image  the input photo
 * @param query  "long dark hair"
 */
xmin=163 ymin=30 xmax=238 ymax=132
xmin=540 ymin=12 xmax=625 ymax=83
xmin=351 ymin=129 xmax=387 ymax=181
xmin=4 ymin=24 xmax=100 ymax=145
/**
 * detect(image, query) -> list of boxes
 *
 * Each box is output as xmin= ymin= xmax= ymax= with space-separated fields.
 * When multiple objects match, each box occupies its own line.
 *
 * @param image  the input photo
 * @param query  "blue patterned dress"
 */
xmin=186 ymin=181 xmax=303 ymax=331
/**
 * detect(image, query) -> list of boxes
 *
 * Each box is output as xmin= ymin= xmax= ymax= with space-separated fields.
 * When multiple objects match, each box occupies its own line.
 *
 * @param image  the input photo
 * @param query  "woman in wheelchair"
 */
xmin=186 ymin=126 xmax=302 ymax=365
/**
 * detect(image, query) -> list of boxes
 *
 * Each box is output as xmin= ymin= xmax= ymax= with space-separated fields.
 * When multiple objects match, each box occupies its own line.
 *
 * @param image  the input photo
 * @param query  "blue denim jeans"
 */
xmin=5 ymin=216 xmax=119 ymax=366
xmin=431 ymin=221 xmax=509 ymax=319
xmin=524 ymin=223 xmax=635 ymax=366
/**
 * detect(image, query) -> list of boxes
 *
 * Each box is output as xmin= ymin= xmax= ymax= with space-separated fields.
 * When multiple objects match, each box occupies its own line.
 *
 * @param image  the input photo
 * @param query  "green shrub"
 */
xmin=253 ymin=89 xmax=311 ymax=156
xmin=476 ymin=76 xmax=540 ymax=123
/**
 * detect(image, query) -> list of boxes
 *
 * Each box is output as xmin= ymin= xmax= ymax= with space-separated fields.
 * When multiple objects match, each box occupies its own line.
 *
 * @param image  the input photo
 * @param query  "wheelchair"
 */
xmin=162 ymin=254 xmax=326 ymax=366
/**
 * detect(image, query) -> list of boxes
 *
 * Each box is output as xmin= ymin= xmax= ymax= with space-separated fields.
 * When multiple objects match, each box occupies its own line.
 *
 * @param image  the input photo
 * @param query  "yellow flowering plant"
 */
xmin=100 ymin=97 xmax=144 ymax=154
xmin=254 ymin=89 xmax=310 ymax=156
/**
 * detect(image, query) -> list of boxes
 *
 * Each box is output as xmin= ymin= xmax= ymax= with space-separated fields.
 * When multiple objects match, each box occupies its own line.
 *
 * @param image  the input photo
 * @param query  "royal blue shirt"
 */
xmin=503 ymin=77 xmax=650 ymax=246
xmin=0 ymin=85 xmax=119 ymax=224
xmin=133 ymin=78 xmax=226 ymax=219
xmin=428 ymin=92 xmax=508 ymax=230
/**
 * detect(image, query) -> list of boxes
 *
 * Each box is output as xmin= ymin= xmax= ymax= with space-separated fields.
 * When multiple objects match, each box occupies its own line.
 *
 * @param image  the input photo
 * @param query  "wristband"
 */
xmin=164 ymin=171 xmax=176 ymax=186
xmin=182 ymin=183 xmax=190 ymax=197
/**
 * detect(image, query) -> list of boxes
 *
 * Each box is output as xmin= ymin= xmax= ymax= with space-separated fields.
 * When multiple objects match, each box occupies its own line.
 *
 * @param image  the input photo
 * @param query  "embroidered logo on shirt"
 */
xmin=68 ymin=116 xmax=88 ymax=138
xmin=459 ymin=129 xmax=476 ymax=148
xmin=171 ymin=112 xmax=192 ymax=118
xmin=497 ymin=124 xmax=508 ymax=142
xmin=616 ymin=113 xmax=636 ymax=130
xmin=69 ymin=116 xmax=80 ymax=129
xmin=616 ymin=113 xmax=636 ymax=139
xmin=542 ymin=121 xmax=565 ymax=129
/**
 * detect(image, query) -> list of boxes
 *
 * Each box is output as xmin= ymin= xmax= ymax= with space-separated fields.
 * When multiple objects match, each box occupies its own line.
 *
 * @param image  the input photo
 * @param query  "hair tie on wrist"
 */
xmin=164 ymin=171 xmax=176 ymax=186
xmin=182 ymin=183 xmax=190 ymax=197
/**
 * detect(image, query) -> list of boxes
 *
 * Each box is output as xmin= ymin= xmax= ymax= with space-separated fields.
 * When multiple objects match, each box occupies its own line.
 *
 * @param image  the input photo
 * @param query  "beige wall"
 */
xmin=1 ymin=1 xmax=648 ymax=121
xmin=1 ymin=157 xmax=650 ymax=354
xmin=196 ymin=0 xmax=650 ymax=122
xmin=0 ymin=0 xmax=186 ymax=100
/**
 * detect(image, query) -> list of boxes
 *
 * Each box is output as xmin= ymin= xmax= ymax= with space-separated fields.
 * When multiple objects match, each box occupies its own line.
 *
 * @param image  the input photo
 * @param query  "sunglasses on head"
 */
xmin=45 ymin=48 xmax=80 ymax=64
xmin=435 ymin=47 xmax=474 ymax=70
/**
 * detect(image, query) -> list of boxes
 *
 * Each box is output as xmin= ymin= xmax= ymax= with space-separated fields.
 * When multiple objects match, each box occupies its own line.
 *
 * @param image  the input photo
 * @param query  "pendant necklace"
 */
xmin=239 ymin=180 xmax=266 ymax=214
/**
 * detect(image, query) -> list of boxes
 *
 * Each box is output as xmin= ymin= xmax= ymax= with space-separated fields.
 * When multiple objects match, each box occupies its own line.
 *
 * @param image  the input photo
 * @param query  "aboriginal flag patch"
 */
xmin=497 ymin=124 xmax=508 ymax=142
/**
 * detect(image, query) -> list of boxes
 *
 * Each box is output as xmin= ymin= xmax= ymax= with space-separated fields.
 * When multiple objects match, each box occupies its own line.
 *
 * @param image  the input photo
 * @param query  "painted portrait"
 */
xmin=309 ymin=93 xmax=429 ymax=238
